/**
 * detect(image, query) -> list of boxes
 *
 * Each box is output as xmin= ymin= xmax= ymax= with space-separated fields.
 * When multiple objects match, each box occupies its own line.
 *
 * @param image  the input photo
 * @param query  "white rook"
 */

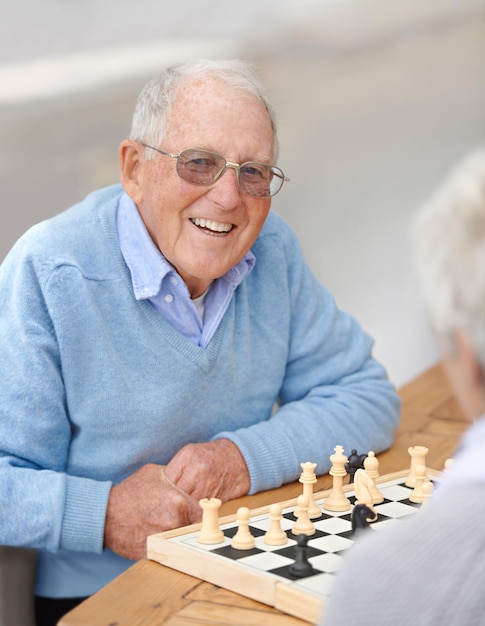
xmin=197 ymin=498 xmax=224 ymax=544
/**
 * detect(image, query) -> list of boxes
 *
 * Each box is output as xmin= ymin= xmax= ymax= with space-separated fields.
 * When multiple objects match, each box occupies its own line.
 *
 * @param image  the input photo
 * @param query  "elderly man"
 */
xmin=322 ymin=151 xmax=485 ymax=626
xmin=0 ymin=59 xmax=399 ymax=625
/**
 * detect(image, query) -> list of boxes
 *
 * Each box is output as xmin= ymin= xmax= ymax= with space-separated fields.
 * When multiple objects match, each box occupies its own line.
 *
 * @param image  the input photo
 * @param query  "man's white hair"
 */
xmin=413 ymin=150 xmax=485 ymax=366
xmin=129 ymin=58 xmax=279 ymax=161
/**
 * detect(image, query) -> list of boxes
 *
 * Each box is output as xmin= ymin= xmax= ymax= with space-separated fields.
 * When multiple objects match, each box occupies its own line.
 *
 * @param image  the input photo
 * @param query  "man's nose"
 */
xmin=208 ymin=166 xmax=241 ymax=207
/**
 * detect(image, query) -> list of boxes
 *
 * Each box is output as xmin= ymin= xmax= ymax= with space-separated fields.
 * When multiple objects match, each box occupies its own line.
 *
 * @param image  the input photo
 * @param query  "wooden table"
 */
xmin=59 ymin=362 xmax=468 ymax=626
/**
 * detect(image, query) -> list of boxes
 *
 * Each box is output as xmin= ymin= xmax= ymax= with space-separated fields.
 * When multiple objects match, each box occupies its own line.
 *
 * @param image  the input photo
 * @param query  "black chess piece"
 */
xmin=351 ymin=503 xmax=377 ymax=536
xmin=346 ymin=449 xmax=367 ymax=483
xmin=289 ymin=534 xmax=315 ymax=578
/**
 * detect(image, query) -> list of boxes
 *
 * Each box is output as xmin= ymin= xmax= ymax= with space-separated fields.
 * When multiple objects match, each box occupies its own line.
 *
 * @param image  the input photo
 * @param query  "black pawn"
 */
xmin=289 ymin=534 xmax=314 ymax=578
xmin=346 ymin=449 xmax=367 ymax=484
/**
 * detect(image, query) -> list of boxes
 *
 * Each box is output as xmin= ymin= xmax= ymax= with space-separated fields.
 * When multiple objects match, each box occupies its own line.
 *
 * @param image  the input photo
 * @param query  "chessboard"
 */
xmin=148 ymin=454 xmax=440 ymax=624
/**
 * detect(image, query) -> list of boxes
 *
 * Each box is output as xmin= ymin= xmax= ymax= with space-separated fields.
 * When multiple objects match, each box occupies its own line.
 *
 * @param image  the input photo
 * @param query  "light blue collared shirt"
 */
xmin=116 ymin=193 xmax=255 ymax=347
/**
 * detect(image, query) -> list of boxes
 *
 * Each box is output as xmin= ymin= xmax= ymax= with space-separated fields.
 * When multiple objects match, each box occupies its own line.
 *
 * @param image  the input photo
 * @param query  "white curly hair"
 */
xmin=413 ymin=150 xmax=485 ymax=366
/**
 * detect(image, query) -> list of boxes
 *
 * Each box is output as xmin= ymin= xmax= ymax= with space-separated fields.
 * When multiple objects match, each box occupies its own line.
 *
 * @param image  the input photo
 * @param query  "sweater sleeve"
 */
xmin=0 ymin=236 xmax=112 ymax=553
xmin=215 ymin=217 xmax=400 ymax=494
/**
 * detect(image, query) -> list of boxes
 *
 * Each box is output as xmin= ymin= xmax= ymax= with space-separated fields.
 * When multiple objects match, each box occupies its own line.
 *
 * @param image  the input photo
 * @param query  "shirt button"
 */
xmin=164 ymin=294 xmax=174 ymax=303
xmin=169 ymin=276 xmax=178 ymax=286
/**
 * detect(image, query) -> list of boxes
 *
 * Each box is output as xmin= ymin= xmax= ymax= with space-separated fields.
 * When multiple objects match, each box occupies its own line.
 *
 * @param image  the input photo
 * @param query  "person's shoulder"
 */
xmin=19 ymin=184 xmax=121 ymax=252
xmin=4 ymin=185 xmax=123 ymax=279
xmin=254 ymin=211 xmax=302 ymax=260
xmin=37 ymin=184 xmax=121 ymax=235
xmin=259 ymin=210 xmax=295 ymax=239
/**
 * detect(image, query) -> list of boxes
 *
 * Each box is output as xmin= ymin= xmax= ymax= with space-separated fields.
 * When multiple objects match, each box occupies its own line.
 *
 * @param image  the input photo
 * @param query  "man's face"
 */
xmin=131 ymin=78 xmax=275 ymax=297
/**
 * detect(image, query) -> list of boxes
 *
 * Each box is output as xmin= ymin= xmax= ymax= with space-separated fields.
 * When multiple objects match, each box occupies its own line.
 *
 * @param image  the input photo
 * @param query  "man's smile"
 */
xmin=190 ymin=217 xmax=234 ymax=234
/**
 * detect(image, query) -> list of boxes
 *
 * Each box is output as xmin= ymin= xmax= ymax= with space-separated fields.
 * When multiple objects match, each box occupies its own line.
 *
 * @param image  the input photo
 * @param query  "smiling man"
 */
xmin=120 ymin=73 xmax=275 ymax=299
xmin=0 ymin=59 xmax=400 ymax=626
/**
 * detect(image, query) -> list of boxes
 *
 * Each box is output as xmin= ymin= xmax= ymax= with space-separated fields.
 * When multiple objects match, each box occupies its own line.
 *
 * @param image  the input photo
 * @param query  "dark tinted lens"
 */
xmin=240 ymin=163 xmax=284 ymax=197
xmin=177 ymin=149 xmax=225 ymax=185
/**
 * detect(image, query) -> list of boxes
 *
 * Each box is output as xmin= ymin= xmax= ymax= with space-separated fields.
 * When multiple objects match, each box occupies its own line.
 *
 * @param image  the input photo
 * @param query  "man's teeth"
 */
xmin=191 ymin=218 xmax=232 ymax=233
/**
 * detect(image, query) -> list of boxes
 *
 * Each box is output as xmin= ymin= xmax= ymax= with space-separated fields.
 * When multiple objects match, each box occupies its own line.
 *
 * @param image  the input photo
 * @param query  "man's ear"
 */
xmin=443 ymin=328 xmax=485 ymax=420
xmin=119 ymin=140 xmax=144 ymax=204
xmin=455 ymin=329 xmax=485 ymax=390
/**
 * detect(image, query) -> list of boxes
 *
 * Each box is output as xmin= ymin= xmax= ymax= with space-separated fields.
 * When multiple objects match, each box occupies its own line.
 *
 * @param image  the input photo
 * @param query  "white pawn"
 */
xmin=421 ymin=479 xmax=434 ymax=508
xmin=231 ymin=507 xmax=255 ymax=550
xmin=264 ymin=503 xmax=288 ymax=546
xmin=292 ymin=494 xmax=315 ymax=536
xmin=409 ymin=464 xmax=427 ymax=503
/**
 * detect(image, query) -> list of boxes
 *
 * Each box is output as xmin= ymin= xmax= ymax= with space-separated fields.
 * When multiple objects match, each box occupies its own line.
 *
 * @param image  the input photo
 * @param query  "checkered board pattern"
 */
xmin=147 ymin=469 xmax=439 ymax=624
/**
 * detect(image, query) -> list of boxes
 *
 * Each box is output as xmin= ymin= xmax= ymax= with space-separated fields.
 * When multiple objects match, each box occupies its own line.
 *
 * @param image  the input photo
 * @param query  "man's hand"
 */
xmin=165 ymin=439 xmax=251 ymax=502
xmin=104 ymin=463 xmax=202 ymax=560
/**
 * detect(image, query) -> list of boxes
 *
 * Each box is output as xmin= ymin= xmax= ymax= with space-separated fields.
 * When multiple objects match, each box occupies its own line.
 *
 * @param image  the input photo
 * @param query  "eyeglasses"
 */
xmin=140 ymin=143 xmax=289 ymax=198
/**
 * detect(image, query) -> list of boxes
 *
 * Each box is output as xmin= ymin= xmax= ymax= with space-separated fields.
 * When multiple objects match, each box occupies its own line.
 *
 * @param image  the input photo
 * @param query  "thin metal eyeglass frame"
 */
xmin=139 ymin=143 xmax=289 ymax=198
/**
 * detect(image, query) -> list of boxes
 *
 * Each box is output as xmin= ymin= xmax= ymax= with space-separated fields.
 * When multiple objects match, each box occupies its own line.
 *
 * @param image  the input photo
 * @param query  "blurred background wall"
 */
xmin=2 ymin=0 xmax=485 ymax=387
xmin=1 ymin=1 xmax=485 ymax=623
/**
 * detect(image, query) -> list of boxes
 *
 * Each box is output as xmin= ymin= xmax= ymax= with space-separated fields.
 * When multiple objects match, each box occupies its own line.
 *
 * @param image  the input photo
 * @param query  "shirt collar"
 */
xmin=117 ymin=192 xmax=256 ymax=300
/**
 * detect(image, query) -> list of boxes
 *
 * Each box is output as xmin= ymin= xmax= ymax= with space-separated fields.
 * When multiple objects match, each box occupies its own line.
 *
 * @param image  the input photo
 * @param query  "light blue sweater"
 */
xmin=0 ymin=185 xmax=400 ymax=598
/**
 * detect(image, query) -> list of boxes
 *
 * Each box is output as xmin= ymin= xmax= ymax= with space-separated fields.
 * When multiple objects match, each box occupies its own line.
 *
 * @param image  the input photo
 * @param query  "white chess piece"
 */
xmin=324 ymin=445 xmax=351 ymax=512
xmin=197 ymin=498 xmax=224 ymax=544
xmin=444 ymin=458 xmax=454 ymax=472
xmin=231 ymin=507 xmax=255 ymax=550
xmin=299 ymin=461 xmax=322 ymax=518
xmin=354 ymin=468 xmax=376 ymax=511
xmin=421 ymin=479 xmax=434 ymax=508
xmin=364 ymin=451 xmax=384 ymax=504
xmin=264 ymin=503 xmax=288 ymax=546
xmin=406 ymin=446 xmax=429 ymax=487
xmin=409 ymin=464 xmax=427 ymax=503
xmin=292 ymin=494 xmax=315 ymax=536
